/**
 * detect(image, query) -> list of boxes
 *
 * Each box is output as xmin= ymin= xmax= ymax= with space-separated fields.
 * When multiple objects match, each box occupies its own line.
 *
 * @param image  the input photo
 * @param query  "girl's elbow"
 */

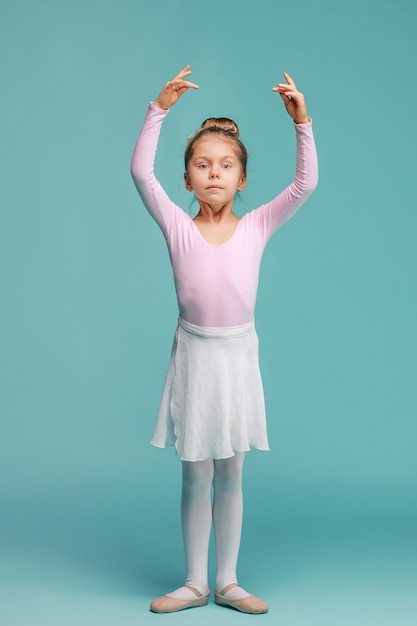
xmin=309 ymin=173 xmax=319 ymax=193
xmin=130 ymin=164 xmax=140 ymax=182
xmin=294 ymin=174 xmax=318 ymax=199
xmin=305 ymin=167 xmax=319 ymax=195
xmin=130 ymin=160 xmax=146 ymax=185
xmin=130 ymin=154 xmax=140 ymax=176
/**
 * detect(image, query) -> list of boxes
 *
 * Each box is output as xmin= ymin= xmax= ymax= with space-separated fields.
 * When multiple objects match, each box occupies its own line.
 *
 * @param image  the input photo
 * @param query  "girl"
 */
xmin=131 ymin=65 xmax=318 ymax=614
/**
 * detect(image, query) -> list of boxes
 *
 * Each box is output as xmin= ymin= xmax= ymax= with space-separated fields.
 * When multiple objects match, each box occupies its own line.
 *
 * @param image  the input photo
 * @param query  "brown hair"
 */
xmin=184 ymin=117 xmax=248 ymax=174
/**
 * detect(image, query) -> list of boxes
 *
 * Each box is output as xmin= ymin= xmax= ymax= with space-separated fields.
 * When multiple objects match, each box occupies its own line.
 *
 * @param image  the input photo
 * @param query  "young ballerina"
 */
xmin=131 ymin=65 xmax=318 ymax=614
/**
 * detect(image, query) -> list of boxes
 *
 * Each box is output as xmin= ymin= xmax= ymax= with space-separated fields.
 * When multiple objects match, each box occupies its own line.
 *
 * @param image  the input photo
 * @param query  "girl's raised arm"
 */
xmin=253 ymin=72 xmax=318 ymax=239
xmin=130 ymin=66 xmax=199 ymax=237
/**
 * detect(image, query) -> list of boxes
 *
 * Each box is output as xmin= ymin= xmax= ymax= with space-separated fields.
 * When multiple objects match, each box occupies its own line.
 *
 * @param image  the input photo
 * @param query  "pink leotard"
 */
xmin=131 ymin=103 xmax=318 ymax=328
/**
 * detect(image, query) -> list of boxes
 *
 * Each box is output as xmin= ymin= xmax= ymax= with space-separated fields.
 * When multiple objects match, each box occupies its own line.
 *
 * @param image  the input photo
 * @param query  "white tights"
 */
xmin=167 ymin=452 xmax=250 ymax=600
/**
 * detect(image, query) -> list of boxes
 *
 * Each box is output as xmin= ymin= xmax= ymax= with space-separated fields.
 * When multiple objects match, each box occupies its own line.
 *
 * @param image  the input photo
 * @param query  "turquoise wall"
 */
xmin=0 ymin=1 xmax=416 ymax=623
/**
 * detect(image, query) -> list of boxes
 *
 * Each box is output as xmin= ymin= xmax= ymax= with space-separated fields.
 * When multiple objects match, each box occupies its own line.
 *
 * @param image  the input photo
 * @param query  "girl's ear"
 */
xmin=238 ymin=173 xmax=247 ymax=192
xmin=184 ymin=172 xmax=193 ymax=191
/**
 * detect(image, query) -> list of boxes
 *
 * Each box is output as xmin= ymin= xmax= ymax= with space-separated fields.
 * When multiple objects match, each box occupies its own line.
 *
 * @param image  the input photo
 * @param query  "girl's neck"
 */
xmin=193 ymin=200 xmax=239 ymax=224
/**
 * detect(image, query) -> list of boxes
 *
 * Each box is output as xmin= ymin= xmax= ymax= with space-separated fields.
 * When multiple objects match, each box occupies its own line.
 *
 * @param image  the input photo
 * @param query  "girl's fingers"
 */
xmin=155 ymin=68 xmax=198 ymax=108
xmin=275 ymin=83 xmax=297 ymax=91
xmin=272 ymin=85 xmax=296 ymax=94
xmin=275 ymin=87 xmax=302 ymax=101
xmin=272 ymin=72 xmax=308 ymax=121
xmin=166 ymin=67 xmax=199 ymax=95
xmin=283 ymin=72 xmax=296 ymax=86
xmin=174 ymin=64 xmax=192 ymax=80
xmin=273 ymin=88 xmax=297 ymax=99
xmin=171 ymin=79 xmax=199 ymax=90
xmin=272 ymin=72 xmax=297 ymax=91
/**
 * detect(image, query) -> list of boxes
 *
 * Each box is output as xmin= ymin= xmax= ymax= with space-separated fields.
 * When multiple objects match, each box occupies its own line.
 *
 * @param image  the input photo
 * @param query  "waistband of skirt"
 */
xmin=178 ymin=317 xmax=254 ymax=339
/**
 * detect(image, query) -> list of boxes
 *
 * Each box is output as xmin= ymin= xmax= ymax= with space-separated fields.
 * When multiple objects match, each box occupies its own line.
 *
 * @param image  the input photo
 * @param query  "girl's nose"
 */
xmin=210 ymin=170 xmax=219 ymax=178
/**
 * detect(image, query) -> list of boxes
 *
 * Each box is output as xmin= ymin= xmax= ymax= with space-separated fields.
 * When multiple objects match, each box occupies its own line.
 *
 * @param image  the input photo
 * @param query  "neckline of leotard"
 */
xmin=190 ymin=215 xmax=244 ymax=247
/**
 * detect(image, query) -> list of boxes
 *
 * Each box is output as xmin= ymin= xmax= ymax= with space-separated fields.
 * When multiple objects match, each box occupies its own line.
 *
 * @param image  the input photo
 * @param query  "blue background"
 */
xmin=1 ymin=0 xmax=416 ymax=624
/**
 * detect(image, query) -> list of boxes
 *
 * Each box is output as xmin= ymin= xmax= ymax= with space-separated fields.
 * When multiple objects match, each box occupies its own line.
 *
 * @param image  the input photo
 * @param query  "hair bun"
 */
xmin=185 ymin=116 xmax=247 ymax=174
xmin=200 ymin=117 xmax=239 ymax=137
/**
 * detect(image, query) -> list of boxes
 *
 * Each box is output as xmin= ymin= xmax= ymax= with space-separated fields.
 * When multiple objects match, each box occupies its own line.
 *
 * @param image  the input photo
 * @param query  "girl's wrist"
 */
xmin=153 ymin=100 xmax=169 ymax=110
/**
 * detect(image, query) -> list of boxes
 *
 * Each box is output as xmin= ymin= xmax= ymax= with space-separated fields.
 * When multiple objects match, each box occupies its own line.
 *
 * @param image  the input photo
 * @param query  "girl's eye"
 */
xmin=198 ymin=164 xmax=208 ymax=169
xmin=223 ymin=163 xmax=231 ymax=169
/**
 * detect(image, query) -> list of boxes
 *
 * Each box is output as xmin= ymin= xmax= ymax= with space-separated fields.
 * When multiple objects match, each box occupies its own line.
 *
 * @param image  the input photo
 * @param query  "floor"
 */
xmin=1 ymin=519 xmax=416 ymax=626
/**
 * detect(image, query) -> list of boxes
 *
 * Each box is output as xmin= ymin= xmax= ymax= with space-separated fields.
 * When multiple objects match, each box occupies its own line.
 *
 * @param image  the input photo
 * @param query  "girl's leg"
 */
xmin=165 ymin=459 xmax=213 ymax=599
xmin=213 ymin=452 xmax=248 ymax=596
xmin=181 ymin=459 xmax=213 ymax=593
xmin=213 ymin=452 xmax=268 ymax=613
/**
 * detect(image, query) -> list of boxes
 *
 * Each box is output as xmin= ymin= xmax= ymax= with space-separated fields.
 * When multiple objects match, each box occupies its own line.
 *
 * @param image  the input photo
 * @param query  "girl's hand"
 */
xmin=154 ymin=65 xmax=199 ymax=110
xmin=272 ymin=72 xmax=309 ymax=124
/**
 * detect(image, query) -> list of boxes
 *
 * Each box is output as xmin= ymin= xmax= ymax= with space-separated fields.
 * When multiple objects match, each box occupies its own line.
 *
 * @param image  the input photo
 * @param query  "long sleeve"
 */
xmin=130 ymin=102 xmax=176 ymax=239
xmin=253 ymin=120 xmax=318 ymax=241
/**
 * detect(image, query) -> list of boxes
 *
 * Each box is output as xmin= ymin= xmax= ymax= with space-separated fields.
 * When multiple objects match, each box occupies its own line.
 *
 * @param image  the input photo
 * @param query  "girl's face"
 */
xmin=184 ymin=136 xmax=246 ymax=205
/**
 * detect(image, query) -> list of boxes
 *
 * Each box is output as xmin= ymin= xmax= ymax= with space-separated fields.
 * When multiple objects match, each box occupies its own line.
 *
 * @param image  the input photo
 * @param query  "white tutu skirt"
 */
xmin=151 ymin=317 xmax=270 ymax=461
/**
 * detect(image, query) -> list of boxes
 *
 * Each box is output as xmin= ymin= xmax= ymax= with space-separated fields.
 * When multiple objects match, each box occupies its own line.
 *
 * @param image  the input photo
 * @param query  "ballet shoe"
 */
xmin=150 ymin=586 xmax=210 ymax=613
xmin=215 ymin=583 xmax=268 ymax=614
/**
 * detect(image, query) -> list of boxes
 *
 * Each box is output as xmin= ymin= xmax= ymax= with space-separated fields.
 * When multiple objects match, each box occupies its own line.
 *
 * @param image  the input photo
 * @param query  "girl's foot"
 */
xmin=214 ymin=583 xmax=268 ymax=614
xmin=150 ymin=585 xmax=210 ymax=613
